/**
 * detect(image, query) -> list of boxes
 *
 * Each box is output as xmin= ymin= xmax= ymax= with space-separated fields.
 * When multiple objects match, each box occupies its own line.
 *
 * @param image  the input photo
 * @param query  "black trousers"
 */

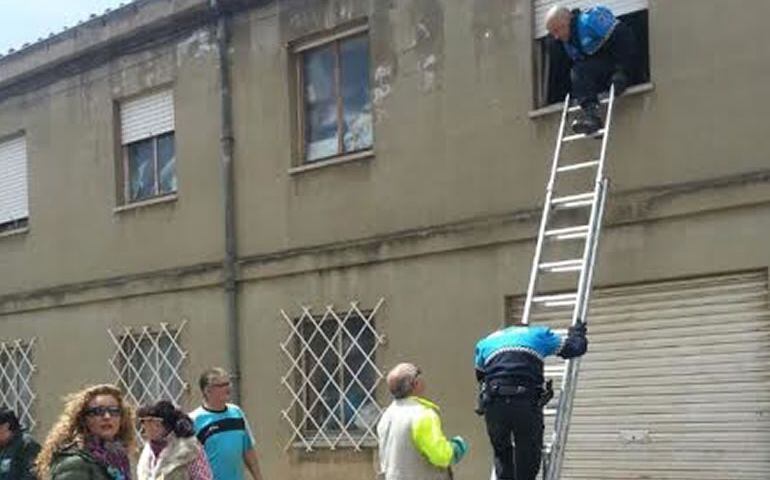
xmin=571 ymin=21 xmax=636 ymax=108
xmin=484 ymin=395 xmax=544 ymax=480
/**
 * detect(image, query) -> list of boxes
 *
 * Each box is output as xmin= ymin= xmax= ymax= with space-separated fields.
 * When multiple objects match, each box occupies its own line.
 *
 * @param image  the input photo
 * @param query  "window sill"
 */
xmin=0 ymin=226 xmax=29 ymax=239
xmin=114 ymin=194 xmax=178 ymax=213
xmin=289 ymin=150 xmax=374 ymax=175
xmin=528 ymin=82 xmax=655 ymax=119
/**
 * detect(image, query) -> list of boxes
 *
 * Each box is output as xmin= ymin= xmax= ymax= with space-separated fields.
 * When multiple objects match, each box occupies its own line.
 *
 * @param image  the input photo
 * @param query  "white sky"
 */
xmin=0 ymin=1 xmax=127 ymax=53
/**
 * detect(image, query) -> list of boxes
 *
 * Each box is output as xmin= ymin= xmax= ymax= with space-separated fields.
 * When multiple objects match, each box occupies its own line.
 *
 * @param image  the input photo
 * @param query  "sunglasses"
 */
xmin=84 ymin=406 xmax=123 ymax=418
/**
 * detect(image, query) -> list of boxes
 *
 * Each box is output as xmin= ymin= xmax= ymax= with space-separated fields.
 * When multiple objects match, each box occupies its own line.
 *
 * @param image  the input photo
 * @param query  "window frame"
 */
xmin=0 ymin=339 xmax=36 ymax=431
xmin=292 ymin=22 xmax=373 ymax=166
xmin=0 ymin=133 xmax=29 ymax=234
xmin=531 ymin=8 xmax=652 ymax=110
xmin=121 ymin=131 xmax=176 ymax=204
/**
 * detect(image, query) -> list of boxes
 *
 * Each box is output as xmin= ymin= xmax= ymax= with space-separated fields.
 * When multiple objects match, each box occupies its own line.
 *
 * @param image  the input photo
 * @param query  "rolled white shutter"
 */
xmin=120 ymin=90 xmax=175 ymax=145
xmin=0 ymin=136 xmax=29 ymax=223
xmin=534 ymin=0 xmax=648 ymax=38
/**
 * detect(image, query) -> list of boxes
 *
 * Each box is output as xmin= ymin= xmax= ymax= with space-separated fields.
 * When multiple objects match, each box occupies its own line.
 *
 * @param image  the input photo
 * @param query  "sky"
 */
xmin=0 ymin=0 xmax=127 ymax=53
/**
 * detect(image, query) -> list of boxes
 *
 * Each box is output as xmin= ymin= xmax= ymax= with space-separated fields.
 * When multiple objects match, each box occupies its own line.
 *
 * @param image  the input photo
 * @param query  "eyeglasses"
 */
xmin=84 ymin=406 xmax=123 ymax=418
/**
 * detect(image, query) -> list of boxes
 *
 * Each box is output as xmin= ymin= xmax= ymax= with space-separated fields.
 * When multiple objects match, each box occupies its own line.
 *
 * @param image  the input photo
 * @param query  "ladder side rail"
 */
xmin=544 ymin=179 xmax=608 ymax=480
xmin=521 ymin=95 xmax=572 ymax=325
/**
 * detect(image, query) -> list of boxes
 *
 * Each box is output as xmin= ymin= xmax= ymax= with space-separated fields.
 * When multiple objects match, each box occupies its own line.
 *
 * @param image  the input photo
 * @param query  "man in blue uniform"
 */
xmin=474 ymin=321 xmax=588 ymax=480
xmin=546 ymin=4 xmax=637 ymax=134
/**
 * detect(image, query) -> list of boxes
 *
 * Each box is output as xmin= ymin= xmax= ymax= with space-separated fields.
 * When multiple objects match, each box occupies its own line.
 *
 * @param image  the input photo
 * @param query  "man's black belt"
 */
xmin=487 ymin=382 xmax=536 ymax=397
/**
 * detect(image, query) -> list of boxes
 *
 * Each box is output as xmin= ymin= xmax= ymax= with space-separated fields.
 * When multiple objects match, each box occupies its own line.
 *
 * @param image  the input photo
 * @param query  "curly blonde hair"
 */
xmin=35 ymin=384 xmax=136 ymax=479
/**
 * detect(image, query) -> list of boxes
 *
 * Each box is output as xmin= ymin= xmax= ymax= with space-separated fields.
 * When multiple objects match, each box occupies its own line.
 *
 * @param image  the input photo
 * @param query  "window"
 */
xmin=533 ymin=1 xmax=650 ymax=107
xmin=119 ymin=90 xmax=177 ymax=203
xmin=0 ymin=339 xmax=36 ymax=430
xmin=108 ymin=323 xmax=188 ymax=407
xmin=295 ymin=26 xmax=373 ymax=163
xmin=0 ymin=135 xmax=29 ymax=233
xmin=280 ymin=299 xmax=385 ymax=450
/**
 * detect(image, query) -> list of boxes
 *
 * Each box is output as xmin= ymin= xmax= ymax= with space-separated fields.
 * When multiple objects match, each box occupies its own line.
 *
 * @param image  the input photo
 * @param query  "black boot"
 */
xmin=571 ymin=103 xmax=603 ymax=135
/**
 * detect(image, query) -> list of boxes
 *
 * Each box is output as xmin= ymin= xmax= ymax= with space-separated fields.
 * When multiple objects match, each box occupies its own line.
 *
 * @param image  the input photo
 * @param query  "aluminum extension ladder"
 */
xmin=491 ymin=85 xmax=616 ymax=480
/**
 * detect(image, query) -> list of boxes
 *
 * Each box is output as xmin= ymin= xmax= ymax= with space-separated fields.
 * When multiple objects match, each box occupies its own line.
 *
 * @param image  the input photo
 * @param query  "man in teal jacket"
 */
xmin=546 ymin=4 xmax=637 ymax=134
xmin=377 ymin=363 xmax=468 ymax=480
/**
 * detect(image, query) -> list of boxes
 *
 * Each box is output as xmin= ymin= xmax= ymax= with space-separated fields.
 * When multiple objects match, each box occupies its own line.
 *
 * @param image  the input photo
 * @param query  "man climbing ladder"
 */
xmin=473 ymin=4 xmax=632 ymax=478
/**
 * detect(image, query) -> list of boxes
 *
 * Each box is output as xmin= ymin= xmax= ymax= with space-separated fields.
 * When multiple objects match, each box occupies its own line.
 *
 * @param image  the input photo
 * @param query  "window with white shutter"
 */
xmin=119 ymin=90 xmax=177 ymax=204
xmin=0 ymin=135 xmax=29 ymax=233
xmin=533 ymin=1 xmax=650 ymax=108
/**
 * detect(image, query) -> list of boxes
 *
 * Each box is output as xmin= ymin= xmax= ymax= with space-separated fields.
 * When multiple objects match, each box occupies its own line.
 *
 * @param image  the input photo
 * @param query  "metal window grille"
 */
xmin=0 ymin=339 xmax=36 ymax=430
xmin=108 ymin=322 xmax=188 ymax=407
xmin=280 ymin=299 xmax=385 ymax=451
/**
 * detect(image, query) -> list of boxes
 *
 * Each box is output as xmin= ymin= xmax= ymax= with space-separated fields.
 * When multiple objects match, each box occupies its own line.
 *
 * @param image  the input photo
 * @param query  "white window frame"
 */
xmin=119 ymin=89 xmax=177 ymax=204
xmin=0 ymin=338 xmax=36 ymax=430
xmin=0 ymin=135 xmax=29 ymax=232
xmin=280 ymin=299 xmax=385 ymax=451
xmin=108 ymin=322 xmax=188 ymax=407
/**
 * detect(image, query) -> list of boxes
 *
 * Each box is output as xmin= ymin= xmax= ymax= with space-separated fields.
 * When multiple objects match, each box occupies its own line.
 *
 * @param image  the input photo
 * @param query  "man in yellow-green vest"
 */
xmin=377 ymin=363 xmax=468 ymax=480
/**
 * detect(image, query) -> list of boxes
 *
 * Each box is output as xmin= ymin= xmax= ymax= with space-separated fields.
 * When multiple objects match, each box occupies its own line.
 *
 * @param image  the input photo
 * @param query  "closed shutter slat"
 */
xmin=120 ymin=90 xmax=175 ymax=144
xmin=512 ymin=271 xmax=770 ymax=479
xmin=534 ymin=0 xmax=648 ymax=38
xmin=0 ymin=136 xmax=28 ymax=222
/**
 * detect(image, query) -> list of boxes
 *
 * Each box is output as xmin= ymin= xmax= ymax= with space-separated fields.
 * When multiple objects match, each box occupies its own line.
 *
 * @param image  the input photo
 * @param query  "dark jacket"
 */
xmin=0 ymin=432 xmax=41 ymax=480
xmin=50 ymin=446 xmax=116 ymax=480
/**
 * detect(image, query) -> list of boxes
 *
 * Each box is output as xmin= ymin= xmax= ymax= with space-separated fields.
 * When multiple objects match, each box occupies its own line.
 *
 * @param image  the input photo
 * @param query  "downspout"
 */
xmin=210 ymin=0 xmax=241 ymax=402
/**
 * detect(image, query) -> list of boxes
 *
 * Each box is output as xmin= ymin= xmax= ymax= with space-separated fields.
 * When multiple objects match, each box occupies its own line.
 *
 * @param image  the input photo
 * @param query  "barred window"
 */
xmin=0 ymin=339 xmax=36 ymax=430
xmin=109 ymin=323 xmax=188 ymax=407
xmin=280 ymin=300 xmax=385 ymax=450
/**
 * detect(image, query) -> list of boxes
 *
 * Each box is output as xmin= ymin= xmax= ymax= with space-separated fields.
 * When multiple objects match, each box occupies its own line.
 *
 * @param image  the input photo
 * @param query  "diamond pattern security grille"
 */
xmin=0 ymin=339 xmax=36 ymax=430
xmin=280 ymin=299 xmax=385 ymax=451
xmin=109 ymin=322 xmax=188 ymax=407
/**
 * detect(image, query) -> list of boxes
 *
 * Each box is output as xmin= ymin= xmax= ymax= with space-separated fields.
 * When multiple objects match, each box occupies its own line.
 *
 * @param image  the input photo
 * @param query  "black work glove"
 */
xmin=538 ymin=379 xmax=554 ymax=408
xmin=611 ymin=70 xmax=629 ymax=96
xmin=568 ymin=321 xmax=587 ymax=337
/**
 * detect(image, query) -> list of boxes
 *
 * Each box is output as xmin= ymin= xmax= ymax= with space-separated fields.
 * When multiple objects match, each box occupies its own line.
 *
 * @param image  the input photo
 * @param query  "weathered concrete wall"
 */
xmin=0 ymin=0 xmax=769 ymax=479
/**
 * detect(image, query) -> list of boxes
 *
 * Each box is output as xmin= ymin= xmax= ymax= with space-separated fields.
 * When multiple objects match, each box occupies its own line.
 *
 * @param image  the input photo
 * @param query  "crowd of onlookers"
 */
xmin=0 ymin=367 xmax=263 ymax=480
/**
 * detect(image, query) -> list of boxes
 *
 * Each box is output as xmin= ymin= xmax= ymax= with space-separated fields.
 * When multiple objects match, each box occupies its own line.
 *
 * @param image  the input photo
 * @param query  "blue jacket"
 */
xmin=564 ymin=6 xmax=619 ymax=61
xmin=474 ymin=325 xmax=587 ymax=387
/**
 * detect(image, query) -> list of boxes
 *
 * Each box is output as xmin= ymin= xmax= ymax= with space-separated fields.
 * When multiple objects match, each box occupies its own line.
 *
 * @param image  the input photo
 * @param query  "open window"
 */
xmin=533 ymin=1 xmax=650 ymax=108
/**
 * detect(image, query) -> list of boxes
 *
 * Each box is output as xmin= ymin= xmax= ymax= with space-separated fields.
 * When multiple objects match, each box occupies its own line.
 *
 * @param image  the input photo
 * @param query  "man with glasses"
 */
xmin=0 ymin=407 xmax=39 ymax=480
xmin=190 ymin=368 xmax=264 ymax=480
xmin=376 ymin=363 xmax=468 ymax=480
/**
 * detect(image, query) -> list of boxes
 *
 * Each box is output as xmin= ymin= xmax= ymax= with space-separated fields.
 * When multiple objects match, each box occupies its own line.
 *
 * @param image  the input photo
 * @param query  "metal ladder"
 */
xmin=491 ymin=85 xmax=616 ymax=480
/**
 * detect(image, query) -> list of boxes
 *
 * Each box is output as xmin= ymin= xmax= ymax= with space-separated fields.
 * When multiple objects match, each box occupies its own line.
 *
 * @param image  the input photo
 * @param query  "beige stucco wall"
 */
xmin=0 ymin=0 xmax=769 ymax=479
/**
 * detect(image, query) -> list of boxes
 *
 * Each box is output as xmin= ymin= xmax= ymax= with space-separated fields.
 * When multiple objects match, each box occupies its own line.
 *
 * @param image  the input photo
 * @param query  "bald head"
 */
xmin=545 ymin=5 xmax=572 ymax=41
xmin=386 ymin=363 xmax=422 ymax=399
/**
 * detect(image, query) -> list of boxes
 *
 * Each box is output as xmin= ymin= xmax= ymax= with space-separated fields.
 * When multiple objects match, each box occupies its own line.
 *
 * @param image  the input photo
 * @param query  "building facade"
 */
xmin=0 ymin=0 xmax=768 ymax=478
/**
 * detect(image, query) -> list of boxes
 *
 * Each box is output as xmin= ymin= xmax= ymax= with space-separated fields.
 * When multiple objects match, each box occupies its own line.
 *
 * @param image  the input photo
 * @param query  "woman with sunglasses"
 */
xmin=136 ymin=400 xmax=212 ymax=480
xmin=36 ymin=384 xmax=135 ymax=480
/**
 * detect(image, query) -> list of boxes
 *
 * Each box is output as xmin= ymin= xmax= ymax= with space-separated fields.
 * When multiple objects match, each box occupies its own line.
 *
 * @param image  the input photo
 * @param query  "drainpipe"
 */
xmin=210 ymin=0 xmax=241 ymax=403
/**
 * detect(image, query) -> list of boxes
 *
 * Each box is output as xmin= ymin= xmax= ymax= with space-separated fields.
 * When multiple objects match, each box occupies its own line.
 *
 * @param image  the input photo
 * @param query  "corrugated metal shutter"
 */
xmin=517 ymin=271 xmax=770 ymax=479
xmin=534 ymin=0 xmax=648 ymax=38
xmin=0 ymin=136 xmax=28 ymax=223
xmin=120 ymin=90 xmax=175 ymax=145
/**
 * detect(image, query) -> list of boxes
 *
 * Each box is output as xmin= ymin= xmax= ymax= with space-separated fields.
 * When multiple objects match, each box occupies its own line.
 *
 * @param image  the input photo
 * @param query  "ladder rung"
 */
xmin=532 ymin=293 xmax=577 ymax=307
xmin=544 ymin=365 xmax=566 ymax=375
xmin=539 ymin=259 xmax=583 ymax=272
xmin=545 ymin=225 xmax=589 ymax=240
xmin=551 ymin=192 xmax=595 ymax=209
xmin=562 ymin=130 xmax=605 ymax=143
xmin=556 ymin=160 xmax=600 ymax=173
xmin=567 ymin=97 xmax=610 ymax=113
xmin=544 ymin=408 xmax=558 ymax=416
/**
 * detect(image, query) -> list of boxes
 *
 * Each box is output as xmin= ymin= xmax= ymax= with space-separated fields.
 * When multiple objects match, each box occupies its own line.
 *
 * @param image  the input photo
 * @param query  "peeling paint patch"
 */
xmin=176 ymin=29 xmax=215 ymax=64
xmin=373 ymin=63 xmax=393 ymax=122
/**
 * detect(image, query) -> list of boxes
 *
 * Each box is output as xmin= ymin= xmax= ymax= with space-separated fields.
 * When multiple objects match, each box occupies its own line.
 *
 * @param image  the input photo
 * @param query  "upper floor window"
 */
xmin=119 ymin=90 xmax=177 ymax=203
xmin=0 ymin=135 xmax=29 ymax=233
xmin=533 ymin=1 xmax=650 ymax=108
xmin=294 ymin=26 xmax=373 ymax=164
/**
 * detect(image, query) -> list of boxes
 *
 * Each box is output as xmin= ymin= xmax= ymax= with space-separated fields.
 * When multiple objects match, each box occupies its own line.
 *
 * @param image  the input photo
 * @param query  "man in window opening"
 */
xmin=545 ymin=4 xmax=637 ymax=134
xmin=376 ymin=363 xmax=468 ymax=480
xmin=474 ymin=321 xmax=588 ymax=480
xmin=0 ymin=407 xmax=40 ymax=480
xmin=190 ymin=368 xmax=264 ymax=480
